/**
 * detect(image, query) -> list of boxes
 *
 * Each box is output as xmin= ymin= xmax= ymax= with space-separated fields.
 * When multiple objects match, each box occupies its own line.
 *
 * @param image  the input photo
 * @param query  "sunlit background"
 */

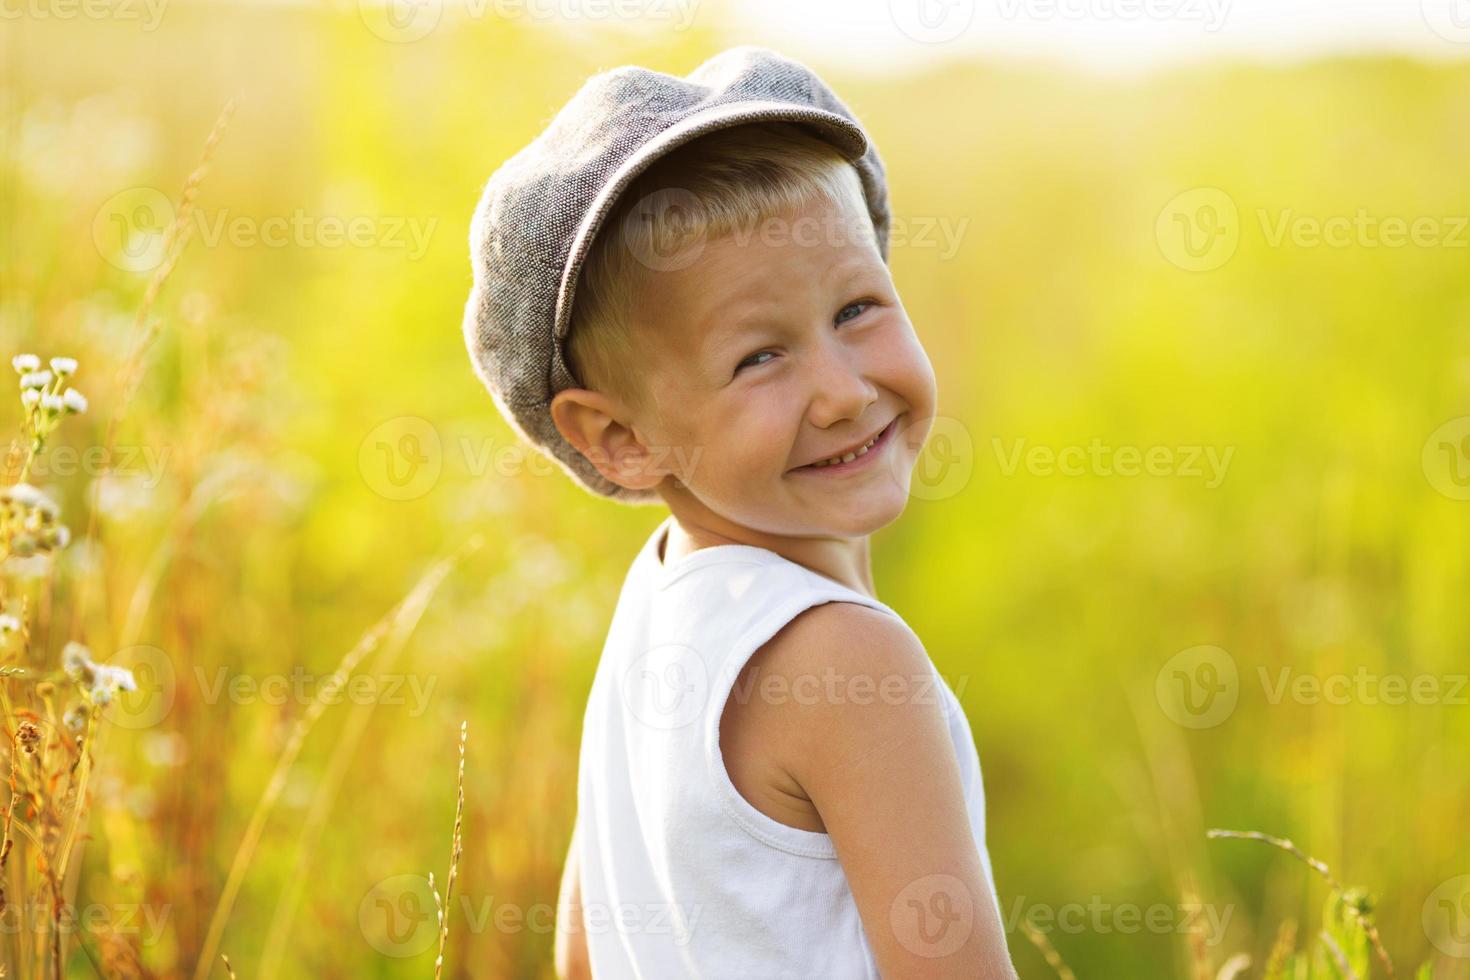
xmin=3 ymin=0 xmax=1470 ymax=976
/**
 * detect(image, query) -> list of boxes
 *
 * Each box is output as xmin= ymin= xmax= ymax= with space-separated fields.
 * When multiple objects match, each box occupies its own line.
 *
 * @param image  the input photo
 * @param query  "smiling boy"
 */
xmin=463 ymin=46 xmax=1015 ymax=979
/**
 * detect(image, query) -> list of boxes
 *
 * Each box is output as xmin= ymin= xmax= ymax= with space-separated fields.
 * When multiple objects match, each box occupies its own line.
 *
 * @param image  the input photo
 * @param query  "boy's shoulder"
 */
xmin=759 ymin=599 xmax=923 ymax=676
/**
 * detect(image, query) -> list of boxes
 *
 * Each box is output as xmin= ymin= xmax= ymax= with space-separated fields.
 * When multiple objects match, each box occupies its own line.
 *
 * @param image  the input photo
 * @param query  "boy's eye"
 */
xmin=836 ymin=299 xmax=873 ymax=324
xmin=735 ymin=350 xmax=774 ymax=373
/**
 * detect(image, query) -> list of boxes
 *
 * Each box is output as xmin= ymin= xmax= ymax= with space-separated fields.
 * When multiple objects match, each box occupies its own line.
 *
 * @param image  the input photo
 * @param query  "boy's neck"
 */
xmin=660 ymin=507 xmax=877 ymax=600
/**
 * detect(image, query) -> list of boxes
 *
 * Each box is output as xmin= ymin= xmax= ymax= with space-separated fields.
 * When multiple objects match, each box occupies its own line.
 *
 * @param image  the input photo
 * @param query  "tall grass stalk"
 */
xmin=192 ymin=536 xmax=480 ymax=980
xmin=1208 ymin=829 xmax=1397 ymax=980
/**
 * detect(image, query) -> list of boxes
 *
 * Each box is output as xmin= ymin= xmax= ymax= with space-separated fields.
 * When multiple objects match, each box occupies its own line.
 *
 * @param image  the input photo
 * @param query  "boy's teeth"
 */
xmin=812 ymin=429 xmax=881 ymax=467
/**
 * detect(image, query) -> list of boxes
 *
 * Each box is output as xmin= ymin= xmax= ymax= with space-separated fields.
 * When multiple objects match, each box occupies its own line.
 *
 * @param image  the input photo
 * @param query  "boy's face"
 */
xmin=623 ymin=190 xmax=938 ymax=538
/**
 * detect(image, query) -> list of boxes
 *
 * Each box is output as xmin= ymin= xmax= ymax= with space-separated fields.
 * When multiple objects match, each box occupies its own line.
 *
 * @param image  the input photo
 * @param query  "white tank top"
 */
xmin=575 ymin=515 xmax=999 ymax=978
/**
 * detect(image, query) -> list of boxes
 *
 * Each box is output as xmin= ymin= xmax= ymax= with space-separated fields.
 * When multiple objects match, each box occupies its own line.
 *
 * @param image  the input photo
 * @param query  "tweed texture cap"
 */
xmin=462 ymin=44 xmax=892 ymax=503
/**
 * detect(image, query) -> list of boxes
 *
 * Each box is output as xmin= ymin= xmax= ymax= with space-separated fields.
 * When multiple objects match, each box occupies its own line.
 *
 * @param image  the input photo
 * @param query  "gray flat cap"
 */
xmin=462 ymin=44 xmax=891 ymax=503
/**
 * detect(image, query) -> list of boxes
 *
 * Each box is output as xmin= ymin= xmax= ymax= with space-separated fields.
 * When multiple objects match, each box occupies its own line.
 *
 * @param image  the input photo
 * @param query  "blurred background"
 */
xmin=3 ymin=0 xmax=1470 ymax=976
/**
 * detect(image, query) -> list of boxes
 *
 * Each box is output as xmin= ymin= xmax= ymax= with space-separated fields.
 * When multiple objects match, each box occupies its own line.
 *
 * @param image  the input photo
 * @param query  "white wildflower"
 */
xmin=19 ymin=370 xmax=52 ymax=390
xmin=11 ymin=354 xmax=40 ymax=374
xmin=1 ymin=482 xmax=59 ymax=519
xmin=63 ymin=704 xmax=89 ymax=733
xmin=20 ymin=389 xmax=40 ymax=408
xmin=0 ymin=614 xmax=20 ymax=634
xmin=49 ymin=357 xmax=78 ymax=376
xmin=62 ymin=388 xmax=88 ymax=414
xmin=41 ymin=393 xmax=64 ymax=413
xmin=61 ymin=641 xmax=136 ymax=704
xmin=5 ymin=483 xmax=45 ymax=509
xmin=63 ymin=640 xmax=94 ymax=680
xmin=98 ymin=663 xmax=137 ymax=692
xmin=38 ymin=494 xmax=59 ymax=517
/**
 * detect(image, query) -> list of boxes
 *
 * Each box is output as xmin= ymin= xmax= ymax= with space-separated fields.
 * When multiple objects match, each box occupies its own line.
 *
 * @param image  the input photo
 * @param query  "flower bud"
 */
xmin=15 ymin=721 xmax=41 ymax=755
xmin=62 ymin=389 xmax=88 ymax=415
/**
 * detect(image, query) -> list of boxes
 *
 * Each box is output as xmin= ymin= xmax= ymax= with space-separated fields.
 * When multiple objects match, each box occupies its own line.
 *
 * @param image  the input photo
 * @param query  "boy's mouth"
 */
xmin=791 ymin=415 xmax=900 ymax=475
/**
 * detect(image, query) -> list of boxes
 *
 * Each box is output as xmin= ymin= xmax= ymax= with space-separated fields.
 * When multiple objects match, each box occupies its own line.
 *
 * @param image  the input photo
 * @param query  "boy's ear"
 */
xmin=549 ymin=388 xmax=668 ymax=492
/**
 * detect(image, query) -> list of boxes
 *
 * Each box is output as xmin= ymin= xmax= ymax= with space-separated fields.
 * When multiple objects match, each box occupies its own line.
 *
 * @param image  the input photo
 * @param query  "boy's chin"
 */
xmin=805 ymin=484 xmax=910 ymax=536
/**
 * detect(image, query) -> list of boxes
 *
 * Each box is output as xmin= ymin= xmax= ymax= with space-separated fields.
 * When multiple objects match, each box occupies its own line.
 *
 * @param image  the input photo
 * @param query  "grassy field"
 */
xmin=2 ymin=7 xmax=1470 ymax=978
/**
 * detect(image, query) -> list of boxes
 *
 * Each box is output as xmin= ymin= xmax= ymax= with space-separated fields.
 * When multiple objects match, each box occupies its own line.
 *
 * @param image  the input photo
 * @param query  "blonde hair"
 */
xmin=564 ymin=121 xmax=876 ymax=416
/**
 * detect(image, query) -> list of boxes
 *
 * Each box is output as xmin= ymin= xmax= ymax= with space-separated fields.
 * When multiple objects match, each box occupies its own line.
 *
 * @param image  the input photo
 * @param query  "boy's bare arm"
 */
xmin=554 ymin=818 xmax=591 ymax=980
xmin=754 ymin=603 xmax=1017 ymax=980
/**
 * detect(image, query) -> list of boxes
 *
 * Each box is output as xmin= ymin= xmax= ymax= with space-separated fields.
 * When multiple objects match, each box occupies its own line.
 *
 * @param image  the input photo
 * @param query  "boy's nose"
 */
xmin=805 ymin=341 xmax=879 ymax=430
